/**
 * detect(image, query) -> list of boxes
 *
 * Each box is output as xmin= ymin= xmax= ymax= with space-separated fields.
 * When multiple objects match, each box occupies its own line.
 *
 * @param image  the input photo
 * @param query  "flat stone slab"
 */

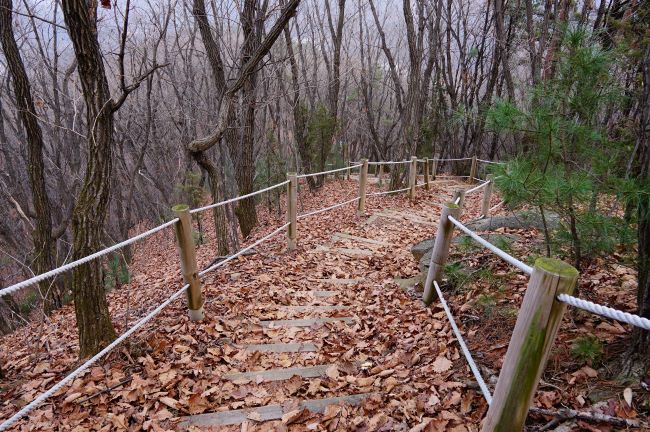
xmin=179 ymin=393 xmax=372 ymax=427
xmin=332 ymin=232 xmax=391 ymax=246
xmin=293 ymin=290 xmax=338 ymax=297
xmin=335 ymin=247 xmax=374 ymax=257
xmin=259 ymin=317 xmax=353 ymax=328
xmin=277 ymin=305 xmax=347 ymax=312
xmin=317 ymin=278 xmax=359 ymax=285
xmin=374 ymin=211 xmax=436 ymax=226
xmin=224 ymin=363 xmax=335 ymax=382
xmin=238 ymin=342 xmax=318 ymax=353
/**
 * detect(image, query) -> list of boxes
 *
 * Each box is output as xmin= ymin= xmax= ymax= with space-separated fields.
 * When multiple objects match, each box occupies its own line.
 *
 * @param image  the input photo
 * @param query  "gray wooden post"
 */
xmin=431 ymin=154 xmax=439 ymax=180
xmin=357 ymin=159 xmax=368 ymax=216
xmin=469 ymin=155 xmax=478 ymax=183
xmin=424 ymin=159 xmax=430 ymax=190
xmin=408 ymin=156 xmax=417 ymax=201
xmin=482 ymin=258 xmax=578 ymax=432
xmin=453 ymin=188 xmax=465 ymax=217
xmin=286 ymin=173 xmax=297 ymax=250
xmin=481 ymin=174 xmax=494 ymax=218
xmin=422 ymin=202 xmax=460 ymax=305
xmin=172 ymin=204 xmax=204 ymax=321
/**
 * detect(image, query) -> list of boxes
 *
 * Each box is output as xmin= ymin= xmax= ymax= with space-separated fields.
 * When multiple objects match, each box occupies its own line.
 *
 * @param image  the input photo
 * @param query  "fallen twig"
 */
xmin=530 ymin=406 xmax=645 ymax=429
xmin=77 ymin=376 xmax=132 ymax=404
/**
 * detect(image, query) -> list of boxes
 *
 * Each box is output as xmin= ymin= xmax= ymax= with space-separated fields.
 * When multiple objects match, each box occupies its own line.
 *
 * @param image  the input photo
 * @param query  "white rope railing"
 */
xmin=297 ymin=197 xmax=359 ymax=220
xmin=489 ymin=200 xmax=505 ymax=213
xmin=448 ymin=216 xmax=533 ymax=275
xmin=465 ymin=181 xmax=489 ymax=195
xmin=367 ymin=187 xmax=410 ymax=197
xmin=434 ymin=280 xmax=493 ymax=404
xmin=454 ymin=196 xmax=461 ymax=205
xmin=0 ymin=219 xmax=179 ymax=299
xmin=435 ymin=157 xmax=472 ymax=162
xmin=478 ymin=159 xmax=505 ymax=165
xmin=297 ymin=164 xmax=361 ymax=179
xmin=558 ymin=294 xmax=650 ymax=331
xmin=366 ymin=160 xmax=410 ymax=165
xmin=473 ymin=177 xmax=487 ymax=183
xmin=190 ymin=180 xmax=290 ymax=214
xmin=1 ymin=220 xmax=291 ymax=429
xmin=0 ymin=282 xmax=189 ymax=431
xmin=199 ymin=222 xmax=290 ymax=276
xmin=437 ymin=175 xmax=471 ymax=179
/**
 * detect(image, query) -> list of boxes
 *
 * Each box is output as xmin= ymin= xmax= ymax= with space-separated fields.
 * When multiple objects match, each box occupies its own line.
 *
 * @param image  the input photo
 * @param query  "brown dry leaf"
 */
xmin=187 ymin=393 xmax=210 ymax=414
xmin=432 ymin=356 xmax=452 ymax=373
xmin=281 ymin=408 xmax=310 ymax=425
xmin=326 ymin=365 xmax=340 ymax=380
xmin=159 ymin=396 xmax=179 ymax=410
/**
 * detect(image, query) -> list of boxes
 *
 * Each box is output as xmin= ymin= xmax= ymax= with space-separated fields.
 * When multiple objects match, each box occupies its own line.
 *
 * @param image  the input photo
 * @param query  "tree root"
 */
xmin=530 ymin=406 xmax=646 ymax=430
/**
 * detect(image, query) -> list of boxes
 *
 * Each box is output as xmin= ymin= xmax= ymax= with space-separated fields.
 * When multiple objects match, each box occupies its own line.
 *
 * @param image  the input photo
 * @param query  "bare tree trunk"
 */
xmin=0 ymin=0 xmax=62 ymax=314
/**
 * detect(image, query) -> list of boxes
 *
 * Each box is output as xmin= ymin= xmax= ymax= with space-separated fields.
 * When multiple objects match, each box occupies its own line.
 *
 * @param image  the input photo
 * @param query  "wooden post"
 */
xmin=286 ymin=173 xmax=297 ymax=250
xmin=408 ymin=156 xmax=417 ymax=201
xmin=357 ymin=159 xmax=368 ymax=216
xmin=482 ymin=258 xmax=578 ymax=432
xmin=422 ymin=202 xmax=460 ymax=305
xmin=346 ymin=161 xmax=351 ymax=180
xmin=424 ymin=159 xmax=430 ymax=190
xmin=172 ymin=204 xmax=204 ymax=321
xmin=431 ymin=154 xmax=439 ymax=180
xmin=481 ymin=174 xmax=494 ymax=218
xmin=453 ymin=188 xmax=465 ymax=217
xmin=378 ymin=162 xmax=384 ymax=187
xmin=469 ymin=155 xmax=478 ymax=184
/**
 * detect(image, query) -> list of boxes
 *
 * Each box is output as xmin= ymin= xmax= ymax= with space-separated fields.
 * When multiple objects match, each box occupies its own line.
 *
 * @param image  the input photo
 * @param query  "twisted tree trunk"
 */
xmin=0 ymin=0 xmax=61 ymax=314
xmin=61 ymin=0 xmax=117 ymax=358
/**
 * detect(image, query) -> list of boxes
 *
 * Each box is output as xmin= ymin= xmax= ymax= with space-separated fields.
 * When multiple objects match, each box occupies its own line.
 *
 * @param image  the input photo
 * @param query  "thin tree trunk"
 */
xmin=0 ymin=0 xmax=61 ymax=313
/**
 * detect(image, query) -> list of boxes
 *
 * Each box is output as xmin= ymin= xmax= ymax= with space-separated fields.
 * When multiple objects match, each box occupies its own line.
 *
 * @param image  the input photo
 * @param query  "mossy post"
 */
xmin=424 ymin=159 xmax=430 ymax=190
xmin=172 ymin=204 xmax=204 ymax=321
xmin=422 ymin=202 xmax=460 ymax=305
xmin=408 ymin=156 xmax=417 ymax=201
xmin=378 ymin=162 xmax=384 ymax=187
xmin=469 ymin=155 xmax=477 ymax=184
xmin=481 ymin=174 xmax=494 ymax=217
xmin=431 ymin=154 xmax=439 ymax=180
xmin=286 ymin=173 xmax=297 ymax=250
xmin=357 ymin=159 xmax=368 ymax=216
xmin=453 ymin=188 xmax=465 ymax=217
xmin=482 ymin=258 xmax=578 ymax=432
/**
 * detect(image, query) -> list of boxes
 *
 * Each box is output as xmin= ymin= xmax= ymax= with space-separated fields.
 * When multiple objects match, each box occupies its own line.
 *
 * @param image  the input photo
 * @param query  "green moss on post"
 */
xmin=482 ymin=258 xmax=578 ymax=432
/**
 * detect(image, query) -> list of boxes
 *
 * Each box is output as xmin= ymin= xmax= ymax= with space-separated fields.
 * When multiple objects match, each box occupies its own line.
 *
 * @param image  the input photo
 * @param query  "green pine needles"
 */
xmin=486 ymin=30 xmax=637 ymax=268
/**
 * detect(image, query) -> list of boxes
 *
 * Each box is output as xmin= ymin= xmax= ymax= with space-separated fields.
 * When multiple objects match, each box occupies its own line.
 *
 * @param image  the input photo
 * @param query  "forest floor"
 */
xmin=0 ymin=176 xmax=647 ymax=431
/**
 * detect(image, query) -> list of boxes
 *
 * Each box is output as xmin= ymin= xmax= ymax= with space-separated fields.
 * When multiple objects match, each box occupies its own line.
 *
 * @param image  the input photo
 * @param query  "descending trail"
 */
xmin=0 ymin=176 xmax=493 ymax=431
xmin=176 ymin=179 xmax=491 ymax=430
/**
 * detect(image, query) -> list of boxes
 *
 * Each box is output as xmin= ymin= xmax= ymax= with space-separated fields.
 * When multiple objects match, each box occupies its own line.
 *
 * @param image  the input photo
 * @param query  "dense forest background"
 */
xmin=0 ymin=0 xmax=648 ymax=371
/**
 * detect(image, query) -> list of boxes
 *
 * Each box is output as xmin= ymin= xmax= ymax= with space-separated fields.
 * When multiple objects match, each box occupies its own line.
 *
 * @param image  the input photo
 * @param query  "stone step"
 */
xmin=237 ymin=342 xmax=318 ymax=353
xmin=224 ymin=363 xmax=335 ymax=382
xmin=276 ymin=305 xmax=347 ymax=312
xmin=317 ymin=278 xmax=359 ymax=285
xmin=179 ymin=393 xmax=372 ymax=427
xmin=374 ymin=211 xmax=435 ymax=226
xmin=259 ymin=317 xmax=353 ymax=328
xmin=311 ymin=246 xmax=374 ymax=257
xmin=292 ymin=290 xmax=338 ymax=297
xmin=332 ymin=232 xmax=391 ymax=246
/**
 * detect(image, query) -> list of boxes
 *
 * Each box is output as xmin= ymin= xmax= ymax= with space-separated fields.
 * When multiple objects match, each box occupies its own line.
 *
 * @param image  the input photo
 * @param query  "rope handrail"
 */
xmin=199 ymin=222 xmax=289 ymax=276
xmin=190 ymin=180 xmax=290 ymax=214
xmin=448 ymin=215 xmax=533 ymax=275
xmin=489 ymin=200 xmax=505 ymax=213
xmin=478 ymin=159 xmax=505 ymax=165
xmin=558 ymin=294 xmax=650 ymax=330
xmin=0 ymin=282 xmax=189 ymax=431
xmin=434 ymin=281 xmax=493 ymax=404
xmin=0 ymin=218 xmax=179 ymax=299
xmin=297 ymin=164 xmax=361 ymax=179
xmin=465 ymin=181 xmax=489 ymax=195
xmin=367 ymin=187 xmax=410 ymax=197
xmin=435 ymin=157 xmax=472 ymax=162
xmin=0 ymin=221 xmax=290 ymax=429
xmin=297 ymin=197 xmax=359 ymax=220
